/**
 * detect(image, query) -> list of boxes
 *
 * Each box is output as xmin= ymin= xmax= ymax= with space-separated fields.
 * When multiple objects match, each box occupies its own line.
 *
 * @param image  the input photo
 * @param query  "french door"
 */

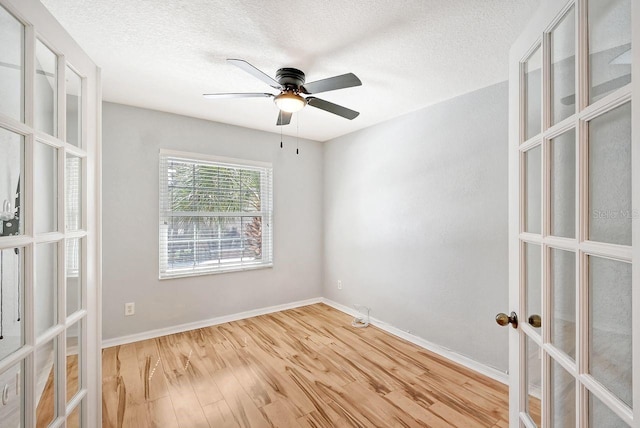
xmin=0 ymin=0 xmax=100 ymax=426
xmin=508 ymin=0 xmax=638 ymax=426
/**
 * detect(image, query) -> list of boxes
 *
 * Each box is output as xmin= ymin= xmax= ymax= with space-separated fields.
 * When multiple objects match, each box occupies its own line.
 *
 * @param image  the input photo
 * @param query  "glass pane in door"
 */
xmin=35 ymin=39 xmax=57 ymax=136
xmin=66 ymin=238 xmax=82 ymax=316
xmin=0 ymin=5 xmax=24 ymax=122
xmin=589 ymin=391 xmax=629 ymax=427
xmin=0 ymin=247 xmax=24 ymax=360
xmin=550 ymin=129 xmax=576 ymax=238
xmin=588 ymin=0 xmax=631 ymax=104
xmin=35 ymin=337 xmax=57 ymax=427
xmin=550 ymin=248 xmax=576 ymax=359
xmin=0 ymin=361 xmax=23 ymax=427
xmin=527 ymin=336 xmax=542 ymax=426
xmin=525 ymin=242 xmax=542 ymax=323
xmin=551 ymin=6 xmax=575 ymax=124
xmin=65 ymin=154 xmax=82 ymax=231
xmin=525 ymin=146 xmax=542 ymax=234
xmin=524 ymin=46 xmax=542 ymax=140
xmin=551 ymin=361 xmax=576 ymax=427
xmin=36 ymin=242 xmax=58 ymax=336
xmin=65 ymin=66 xmax=82 ymax=147
xmin=588 ymin=103 xmax=631 ymax=245
xmin=589 ymin=255 xmax=632 ymax=407
xmin=0 ymin=127 xmax=24 ymax=236
xmin=66 ymin=321 xmax=81 ymax=402
xmin=68 ymin=403 xmax=80 ymax=428
xmin=35 ymin=142 xmax=58 ymax=234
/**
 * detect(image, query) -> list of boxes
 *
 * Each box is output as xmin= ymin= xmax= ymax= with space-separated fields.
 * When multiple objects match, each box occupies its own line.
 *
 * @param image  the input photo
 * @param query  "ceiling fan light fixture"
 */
xmin=274 ymin=92 xmax=306 ymax=113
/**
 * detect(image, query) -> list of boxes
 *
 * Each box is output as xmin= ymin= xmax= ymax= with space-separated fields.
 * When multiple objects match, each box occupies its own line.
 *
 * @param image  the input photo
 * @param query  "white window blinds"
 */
xmin=159 ymin=150 xmax=273 ymax=278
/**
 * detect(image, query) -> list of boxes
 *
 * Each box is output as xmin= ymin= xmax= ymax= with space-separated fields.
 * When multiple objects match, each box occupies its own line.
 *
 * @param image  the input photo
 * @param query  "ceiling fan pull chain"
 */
xmin=296 ymin=113 xmax=300 ymax=155
xmin=280 ymin=111 xmax=284 ymax=148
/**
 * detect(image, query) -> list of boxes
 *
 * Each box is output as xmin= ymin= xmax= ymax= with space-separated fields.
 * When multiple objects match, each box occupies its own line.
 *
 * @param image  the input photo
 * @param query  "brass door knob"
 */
xmin=528 ymin=314 xmax=542 ymax=328
xmin=496 ymin=312 xmax=518 ymax=329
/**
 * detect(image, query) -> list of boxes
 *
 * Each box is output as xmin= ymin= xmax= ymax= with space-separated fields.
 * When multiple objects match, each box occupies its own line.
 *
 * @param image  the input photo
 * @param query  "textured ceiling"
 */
xmin=42 ymin=0 xmax=540 ymax=142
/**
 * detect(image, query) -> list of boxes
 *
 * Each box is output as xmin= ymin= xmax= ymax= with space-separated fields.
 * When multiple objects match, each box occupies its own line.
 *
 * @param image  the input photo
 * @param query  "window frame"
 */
xmin=158 ymin=149 xmax=273 ymax=279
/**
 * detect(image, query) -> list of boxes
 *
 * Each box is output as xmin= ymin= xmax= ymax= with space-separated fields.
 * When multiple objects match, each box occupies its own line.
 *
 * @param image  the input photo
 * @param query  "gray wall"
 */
xmin=323 ymin=82 xmax=510 ymax=371
xmin=102 ymin=103 xmax=324 ymax=340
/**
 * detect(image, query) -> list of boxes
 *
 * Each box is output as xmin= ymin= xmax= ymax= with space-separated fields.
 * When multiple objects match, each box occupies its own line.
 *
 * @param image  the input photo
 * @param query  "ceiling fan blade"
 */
xmin=203 ymin=92 xmax=273 ymax=99
xmin=301 ymin=73 xmax=362 ymax=95
xmin=227 ymin=59 xmax=282 ymax=90
xmin=276 ymin=111 xmax=292 ymax=126
xmin=306 ymin=97 xmax=360 ymax=120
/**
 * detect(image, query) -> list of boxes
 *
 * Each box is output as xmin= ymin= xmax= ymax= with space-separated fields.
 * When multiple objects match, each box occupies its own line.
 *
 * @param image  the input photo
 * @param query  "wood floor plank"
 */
xmin=429 ymin=401 xmax=491 ymax=428
xmin=102 ymin=346 xmax=119 ymax=378
xmin=175 ymin=333 xmax=224 ymax=407
xmin=135 ymin=339 xmax=169 ymax=401
xmin=155 ymin=335 xmax=210 ymax=428
xmin=216 ymin=346 xmax=274 ymax=408
xmin=340 ymin=380 xmax=428 ymax=427
xmin=281 ymin=365 xmax=348 ymax=423
xmin=384 ymin=390 xmax=454 ymax=428
xmin=324 ymin=387 xmax=390 ymax=426
xmin=318 ymin=345 xmax=404 ymax=395
xmin=237 ymin=345 xmax=317 ymax=416
xmin=102 ymin=303 xmax=510 ymax=427
xmin=146 ymin=396 xmax=180 ymax=428
xmin=121 ymin=402 xmax=151 ymax=428
xmin=212 ymin=368 xmax=271 ymax=428
xmin=492 ymin=418 xmax=510 ymax=428
xmin=261 ymin=399 xmax=303 ymax=427
xmin=116 ymin=344 xmax=147 ymax=406
xmin=202 ymin=399 xmax=240 ymax=428
xmin=101 ymin=376 xmax=125 ymax=428
xmin=167 ymin=387 xmax=210 ymax=428
xmin=415 ymin=371 xmax=505 ymax=426
xmin=296 ymin=408 xmax=352 ymax=428
xmin=329 ymin=325 xmax=426 ymax=378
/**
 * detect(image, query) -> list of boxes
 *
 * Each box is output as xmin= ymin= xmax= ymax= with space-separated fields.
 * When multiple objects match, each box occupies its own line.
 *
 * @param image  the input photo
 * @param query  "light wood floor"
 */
xmin=102 ymin=303 xmax=513 ymax=427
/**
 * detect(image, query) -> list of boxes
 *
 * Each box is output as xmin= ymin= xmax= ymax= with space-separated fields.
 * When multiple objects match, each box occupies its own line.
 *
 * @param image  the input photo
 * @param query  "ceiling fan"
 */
xmin=203 ymin=59 xmax=362 ymax=126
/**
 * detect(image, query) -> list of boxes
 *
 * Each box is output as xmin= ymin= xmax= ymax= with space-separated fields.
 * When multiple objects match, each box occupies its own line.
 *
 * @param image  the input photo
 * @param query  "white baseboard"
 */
xmin=101 ymin=297 xmax=323 ymax=348
xmin=101 ymin=296 xmax=508 ymax=386
xmin=320 ymin=298 xmax=509 ymax=385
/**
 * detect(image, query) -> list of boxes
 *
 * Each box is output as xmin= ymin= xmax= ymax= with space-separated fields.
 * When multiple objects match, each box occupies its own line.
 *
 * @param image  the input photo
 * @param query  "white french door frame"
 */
xmin=509 ymin=0 xmax=639 ymax=426
xmin=0 ymin=0 xmax=101 ymax=426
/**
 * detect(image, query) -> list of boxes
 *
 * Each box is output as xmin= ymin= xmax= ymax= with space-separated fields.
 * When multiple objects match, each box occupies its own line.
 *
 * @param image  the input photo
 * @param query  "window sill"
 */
xmin=158 ymin=263 xmax=273 ymax=280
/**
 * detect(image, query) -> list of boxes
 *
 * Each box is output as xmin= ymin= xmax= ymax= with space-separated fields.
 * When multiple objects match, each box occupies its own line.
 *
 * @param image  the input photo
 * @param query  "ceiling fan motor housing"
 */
xmin=276 ymin=68 xmax=305 ymax=89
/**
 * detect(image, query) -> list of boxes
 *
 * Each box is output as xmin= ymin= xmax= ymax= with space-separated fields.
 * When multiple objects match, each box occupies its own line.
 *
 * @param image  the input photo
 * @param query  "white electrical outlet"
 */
xmin=337 ymin=280 xmax=342 ymax=290
xmin=124 ymin=302 xmax=135 ymax=316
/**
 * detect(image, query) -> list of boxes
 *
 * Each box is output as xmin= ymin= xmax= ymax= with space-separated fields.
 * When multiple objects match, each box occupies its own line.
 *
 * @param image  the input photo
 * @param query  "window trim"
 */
xmin=158 ymin=149 xmax=273 ymax=279
xmin=159 ymin=149 xmax=272 ymax=169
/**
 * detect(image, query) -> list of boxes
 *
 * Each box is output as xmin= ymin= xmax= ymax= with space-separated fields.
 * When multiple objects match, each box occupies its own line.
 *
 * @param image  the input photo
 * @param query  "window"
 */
xmin=159 ymin=150 xmax=273 ymax=278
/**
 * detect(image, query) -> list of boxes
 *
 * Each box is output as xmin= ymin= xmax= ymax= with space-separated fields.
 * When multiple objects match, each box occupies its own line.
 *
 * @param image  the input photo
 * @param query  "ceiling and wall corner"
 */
xmin=41 ymin=0 xmax=540 ymax=142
